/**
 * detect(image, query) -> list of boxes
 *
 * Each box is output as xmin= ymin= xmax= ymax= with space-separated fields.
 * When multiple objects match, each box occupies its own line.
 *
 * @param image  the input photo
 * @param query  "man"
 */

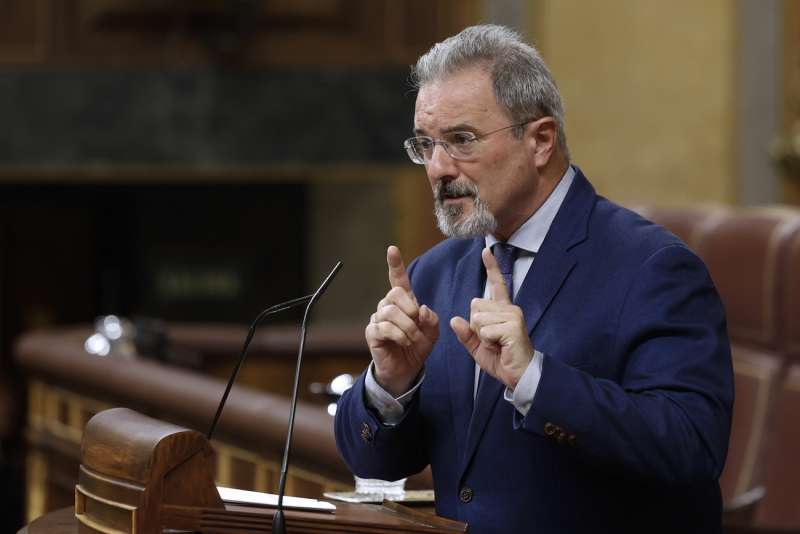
xmin=335 ymin=24 xmax=733 ymax=533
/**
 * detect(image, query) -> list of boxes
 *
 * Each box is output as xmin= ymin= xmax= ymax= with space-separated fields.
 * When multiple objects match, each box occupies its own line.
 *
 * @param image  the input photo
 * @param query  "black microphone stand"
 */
xmin=272 ymin=261 xmax=343 ymax=534
xmin=206 ymin=293 xmax=314 ymax=441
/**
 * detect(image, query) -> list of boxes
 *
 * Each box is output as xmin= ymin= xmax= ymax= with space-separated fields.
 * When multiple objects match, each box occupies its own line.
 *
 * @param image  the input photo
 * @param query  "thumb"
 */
xmin=450 ymin=316 xmax=480 ymax=355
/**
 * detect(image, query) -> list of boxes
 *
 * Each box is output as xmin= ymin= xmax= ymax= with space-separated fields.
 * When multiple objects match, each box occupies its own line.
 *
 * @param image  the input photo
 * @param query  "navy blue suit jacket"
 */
xmin=335 ymin=170 xmax=733 ymax=533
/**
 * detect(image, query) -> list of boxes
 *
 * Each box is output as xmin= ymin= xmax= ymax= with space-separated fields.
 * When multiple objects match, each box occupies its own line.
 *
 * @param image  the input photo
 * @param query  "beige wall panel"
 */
xmin=781 ymin=0 xmax=800 ymax=205
xmin=531 ymin=0 xmax=737 ymax=206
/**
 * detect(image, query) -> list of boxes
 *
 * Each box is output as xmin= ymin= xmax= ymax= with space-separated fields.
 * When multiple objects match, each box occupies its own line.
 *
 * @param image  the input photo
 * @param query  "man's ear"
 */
xmin=527 ymin=117 xmax=558 ymax=168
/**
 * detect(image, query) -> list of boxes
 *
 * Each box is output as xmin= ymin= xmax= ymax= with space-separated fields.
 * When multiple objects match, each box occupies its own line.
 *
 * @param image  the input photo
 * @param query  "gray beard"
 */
xmin=434 ymin=180 xmax=497 ymax=238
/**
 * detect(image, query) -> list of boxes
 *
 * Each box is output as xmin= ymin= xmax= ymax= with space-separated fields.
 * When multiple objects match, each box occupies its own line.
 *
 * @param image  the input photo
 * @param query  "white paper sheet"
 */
xmin=217 ymin=486 xmax=336 ymax=513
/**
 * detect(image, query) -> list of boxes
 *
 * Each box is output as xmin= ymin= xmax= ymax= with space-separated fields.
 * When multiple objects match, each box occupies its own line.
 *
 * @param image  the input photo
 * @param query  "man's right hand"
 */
xmin=365 ymin=245 xmax=439 ymax=397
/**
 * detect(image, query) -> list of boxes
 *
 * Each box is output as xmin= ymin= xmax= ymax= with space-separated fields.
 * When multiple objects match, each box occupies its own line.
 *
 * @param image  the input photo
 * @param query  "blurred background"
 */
xmin=2 ymin=0 xmax=798 ymax=531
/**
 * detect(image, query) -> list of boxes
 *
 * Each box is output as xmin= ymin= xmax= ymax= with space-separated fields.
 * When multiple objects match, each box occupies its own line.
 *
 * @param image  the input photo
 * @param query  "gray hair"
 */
xmin=411 ymin=24 xmax=568 ymax=158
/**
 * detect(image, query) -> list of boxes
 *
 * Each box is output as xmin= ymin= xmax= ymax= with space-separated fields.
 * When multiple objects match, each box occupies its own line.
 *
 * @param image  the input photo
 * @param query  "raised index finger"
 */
xmin=387 ymin=245 xmax=414 ymax=295
xmin=482 ymin=247 xmax=511 ymax=304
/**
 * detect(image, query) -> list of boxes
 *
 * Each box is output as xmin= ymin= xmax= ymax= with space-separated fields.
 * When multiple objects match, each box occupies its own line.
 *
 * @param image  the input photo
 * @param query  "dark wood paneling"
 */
xmin=0 ymin=0 xmax=50 ymax=63
xmin=0 ymin=0 xmax=479 ymax=66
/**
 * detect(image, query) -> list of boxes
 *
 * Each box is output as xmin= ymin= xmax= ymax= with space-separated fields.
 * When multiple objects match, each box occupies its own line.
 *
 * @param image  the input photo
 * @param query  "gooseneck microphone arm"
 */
xmin=272 ymin=261 xmax=343 ymax=534
xmin=206 ymin=293 xmax=315 ymax=441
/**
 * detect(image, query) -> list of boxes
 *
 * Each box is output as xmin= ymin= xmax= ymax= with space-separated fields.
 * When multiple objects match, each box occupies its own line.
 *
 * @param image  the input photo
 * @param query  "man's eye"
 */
xmin=417 ymin=138 xmax=434 ymax=150
xmin=449 ymin=132 xmax=476 ymax=145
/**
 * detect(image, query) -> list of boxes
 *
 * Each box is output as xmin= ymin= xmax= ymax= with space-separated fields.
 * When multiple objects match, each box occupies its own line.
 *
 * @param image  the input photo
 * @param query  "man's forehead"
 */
xmin=413 ymin=70 xmax=498 ymax=133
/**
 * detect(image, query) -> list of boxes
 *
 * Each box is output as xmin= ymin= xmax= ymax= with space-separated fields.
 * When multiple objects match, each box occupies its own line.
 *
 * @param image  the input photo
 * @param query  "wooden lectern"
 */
xmin=74 ymin=408 xmax=467 ymax=533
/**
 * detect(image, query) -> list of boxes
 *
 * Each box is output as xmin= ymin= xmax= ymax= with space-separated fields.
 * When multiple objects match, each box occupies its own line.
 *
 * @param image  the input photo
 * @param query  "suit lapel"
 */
xmin=516 ymin=169 xmax=595 ymax=334
xmin=515 ymin=252 xmax=576 ymax=335
xmin=445 ymin=238 xmax=485 ymax=462
xmin=455 ymin=169 xmax=597 ymax=479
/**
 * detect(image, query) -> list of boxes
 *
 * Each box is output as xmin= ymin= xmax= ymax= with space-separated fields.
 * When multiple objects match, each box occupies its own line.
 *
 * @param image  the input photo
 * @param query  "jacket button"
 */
xmin=544 ymin=422 xmax=557 ymax=436
xmin=459 ymin=486 xmax=474 ymax=503
xmin=360 ymin=422 xmax=373 ymax=443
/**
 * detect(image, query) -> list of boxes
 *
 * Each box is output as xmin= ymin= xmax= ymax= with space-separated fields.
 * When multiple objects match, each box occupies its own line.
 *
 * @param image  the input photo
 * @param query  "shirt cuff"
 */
xmin=364 ymin=361 xmax=425 ymax=426
xmin=503 ymin=350 xmax=544 ymax=417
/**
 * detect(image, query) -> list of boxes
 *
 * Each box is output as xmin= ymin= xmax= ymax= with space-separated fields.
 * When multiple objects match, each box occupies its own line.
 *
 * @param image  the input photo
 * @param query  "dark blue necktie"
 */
xmin=491 ymin=242 xmax=519 ymax=301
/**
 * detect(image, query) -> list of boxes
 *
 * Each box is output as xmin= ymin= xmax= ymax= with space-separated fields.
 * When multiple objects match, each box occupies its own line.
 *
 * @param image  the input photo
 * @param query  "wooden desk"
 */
xmin=18 ymin=507 xmax=76 ymax=534
xmin=19 ymin=504 xmax=465 ymax=534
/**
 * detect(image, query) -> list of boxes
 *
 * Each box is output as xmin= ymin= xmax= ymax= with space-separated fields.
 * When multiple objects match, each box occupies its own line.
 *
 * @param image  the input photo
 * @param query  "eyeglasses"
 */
xmin=403 ymin=119 xmax=535 ymax=165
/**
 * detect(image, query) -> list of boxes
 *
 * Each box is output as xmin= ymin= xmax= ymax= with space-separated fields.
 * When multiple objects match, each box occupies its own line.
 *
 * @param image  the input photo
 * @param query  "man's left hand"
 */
xmin=450 ymin=247 xmax=534 ymax=390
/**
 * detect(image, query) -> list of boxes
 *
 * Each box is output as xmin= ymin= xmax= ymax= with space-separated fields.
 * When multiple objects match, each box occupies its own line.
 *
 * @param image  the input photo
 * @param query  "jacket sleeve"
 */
xmin=333 ymin=258 xmax=430 ymax=481
xmin=334 ymin=372 xmax=429 ymax=481
xmin=518 ymin=244 xmax=733 ymax=484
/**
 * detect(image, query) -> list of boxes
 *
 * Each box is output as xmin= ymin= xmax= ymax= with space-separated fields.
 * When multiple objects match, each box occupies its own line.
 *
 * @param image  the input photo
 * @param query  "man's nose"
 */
xmin=426 ymin=143 xmax=459 ymax=184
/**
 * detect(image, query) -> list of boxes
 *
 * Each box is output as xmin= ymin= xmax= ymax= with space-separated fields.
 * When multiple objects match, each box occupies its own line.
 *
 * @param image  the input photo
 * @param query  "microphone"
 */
xmin=206 ymin=294 xmax=314 ymax=441
xmin=272 ymin=261 xmax=343 ymax=534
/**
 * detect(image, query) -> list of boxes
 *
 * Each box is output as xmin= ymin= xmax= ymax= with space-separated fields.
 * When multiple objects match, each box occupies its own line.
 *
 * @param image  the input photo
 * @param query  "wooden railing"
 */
xmin=14 ymin=324 xmax=422 ymax=523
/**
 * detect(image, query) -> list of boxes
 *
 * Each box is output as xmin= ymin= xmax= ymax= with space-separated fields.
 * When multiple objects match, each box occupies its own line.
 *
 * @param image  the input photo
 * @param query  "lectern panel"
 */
xmin=75 ymin=484 xmax=136 ymax=534
xmin=75 ymin=408 xmax=465 ymax=534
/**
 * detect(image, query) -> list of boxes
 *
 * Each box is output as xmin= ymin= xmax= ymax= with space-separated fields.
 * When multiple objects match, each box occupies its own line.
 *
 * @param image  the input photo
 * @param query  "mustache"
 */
xmin=436 ymin=180 xmax=479 ymax=202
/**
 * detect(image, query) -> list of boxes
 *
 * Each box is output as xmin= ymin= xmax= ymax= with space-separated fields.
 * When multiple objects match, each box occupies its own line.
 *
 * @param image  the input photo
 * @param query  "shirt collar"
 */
xmin=485 ymin=165 xmax=575 ymax=254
